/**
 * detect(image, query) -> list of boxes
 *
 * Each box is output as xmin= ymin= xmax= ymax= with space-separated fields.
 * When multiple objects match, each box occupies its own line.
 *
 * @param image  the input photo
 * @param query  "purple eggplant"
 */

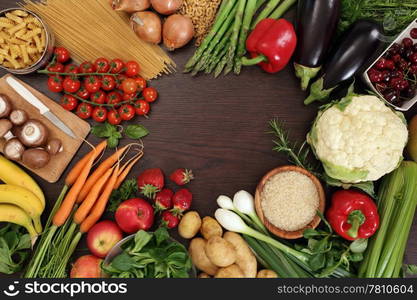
xmin=294 ymin=0 xmax=341 ymax=90
xmin=304 ymin=20 xmax=383 ymax=105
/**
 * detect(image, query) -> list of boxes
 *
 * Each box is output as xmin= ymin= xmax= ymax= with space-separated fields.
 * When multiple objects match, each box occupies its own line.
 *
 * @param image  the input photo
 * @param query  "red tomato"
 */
xmin=47 ymin=76 xmax=64 ymax=93
xmin=64 ymin=64 xmax=79 ymax=74
xmin=101 ymin=75 xmax=116 ymax=91
xmin=84 ymin=76 xmax=102 ymax=93
xmin=109 ymin=58 xmax=124 ymax=74
xmin=134 ymin=100 xmax=150 ymax=116
xmin=76 ymin=85 xmax=90 ymax=100
xmin=76 ymin=103 xmax=93 ymax=119
xmin=108 ymin=110 xmax=122 ymax=125
xmin=92 ymin=107 xmax=108 ymax=123
xmin=143 ymin=87 xmax=158 ymax=103
xmin=54 ymin=47 xmax=70 ymax=63
xmin=106 ymin=91 xmax=122 ymax=106
xmin=63 ymin=77 xmax=81 ymax=93
xmin=94 ymin=58 xmax=110 ymax=73
xmin=125 ymin=61 xmax=140 ymax=77
xmin=116 ymin=74 xmax=127 ymax=89
xmin=47 ymin=62 xmax=64 ymax=73
xmin=60 ymin=94 xmax=78 ymax=111
xmin=134 ymin=77 xmax=147 ymax=90
xmin=118 ymin=104 xmax=135 ymax=121
xmin=79 ymin=61 xmax=96 ymax=73
xmin=122 ymin=93 xmax=136 ymax=101
xmin=121 ymin=78 xmax=138 ymax=94
xmin=90 ymin=90 xmax=107 ymax=104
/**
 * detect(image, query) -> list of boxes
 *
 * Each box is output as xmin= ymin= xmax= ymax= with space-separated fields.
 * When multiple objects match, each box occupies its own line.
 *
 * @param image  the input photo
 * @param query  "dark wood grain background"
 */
xmin=1 ymin=0 xmax=416 ymax=277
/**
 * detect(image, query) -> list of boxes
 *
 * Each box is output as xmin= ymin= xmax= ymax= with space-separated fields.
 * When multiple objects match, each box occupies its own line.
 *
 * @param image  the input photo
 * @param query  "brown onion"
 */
xmin=130 ymin=11 xmax=162 ymax=44
xmin=110 ymin=0 xmax=150 ymax=13
xmin=163 ymin=14 xmax=194 ymax=51
xmin=151 ymin=0 xmax=183 ymax=15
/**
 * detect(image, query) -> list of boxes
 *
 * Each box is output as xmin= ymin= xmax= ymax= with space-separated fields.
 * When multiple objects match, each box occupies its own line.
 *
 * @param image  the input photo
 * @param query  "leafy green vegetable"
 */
xmin=102 ymin=228 xmax=192 ymax=278
xmin=107 ymin=179 xmax=138 ymax=212
xmin=0 ymin=224 xmax=31 ymax=274
xmin=124 ymin=125 xmax=149 ymax=139
xmin=405 ymin=264 xmax=417 ymax=276
xmin=91 ymin=122 xmax=149 ymax=148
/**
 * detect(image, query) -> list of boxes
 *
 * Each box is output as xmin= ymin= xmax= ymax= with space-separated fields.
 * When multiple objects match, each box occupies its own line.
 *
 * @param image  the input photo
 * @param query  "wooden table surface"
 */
xmin=1 ymin=0 xmax=416 ymax=276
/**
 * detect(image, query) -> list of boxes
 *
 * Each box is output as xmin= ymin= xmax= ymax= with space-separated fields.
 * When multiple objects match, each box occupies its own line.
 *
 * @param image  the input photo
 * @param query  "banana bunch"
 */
xmin=0 ymin=155 xmax=45 ymax=243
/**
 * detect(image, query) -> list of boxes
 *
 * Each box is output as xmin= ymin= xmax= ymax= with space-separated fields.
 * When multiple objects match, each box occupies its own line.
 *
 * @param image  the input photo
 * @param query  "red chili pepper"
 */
xmin=242 ymin=18 xmax=297 ymax=73
xmin=326 ymin=190 xmax=379 ymax=241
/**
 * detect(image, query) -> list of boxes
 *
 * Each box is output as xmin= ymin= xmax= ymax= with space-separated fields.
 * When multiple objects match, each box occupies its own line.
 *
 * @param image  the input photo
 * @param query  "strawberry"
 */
xmin=137 ymin=168 xmax=164 ymax=199
xmin=161 ymin=211 xmax=180 ymax=229
xmin=154 ymin=188 xmax=174 ymax=212
xmin=169 ymin=168 xmax=194 ymax=186
xmin=171 ymin=188 xmax=193 ymax=215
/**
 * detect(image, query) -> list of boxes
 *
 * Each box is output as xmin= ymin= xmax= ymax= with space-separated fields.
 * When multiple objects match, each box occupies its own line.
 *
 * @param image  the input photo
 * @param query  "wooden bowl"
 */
xmin=255 ymin=165 xmax=325 ymax=239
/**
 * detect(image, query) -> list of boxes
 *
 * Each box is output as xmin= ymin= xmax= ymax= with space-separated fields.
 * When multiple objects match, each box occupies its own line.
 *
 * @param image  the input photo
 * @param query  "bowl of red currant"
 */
xmin=363 ymin=18 xmax=417 ymax=111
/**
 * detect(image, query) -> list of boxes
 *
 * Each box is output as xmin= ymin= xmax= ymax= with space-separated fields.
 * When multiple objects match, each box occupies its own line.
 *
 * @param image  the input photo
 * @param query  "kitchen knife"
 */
xmin=6 ymin=76 xmax=77 ymax=139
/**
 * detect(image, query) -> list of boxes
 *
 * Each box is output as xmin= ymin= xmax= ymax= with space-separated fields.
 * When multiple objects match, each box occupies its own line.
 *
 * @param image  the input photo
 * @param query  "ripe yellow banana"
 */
xmin=0 ymin=203 xmax=38 ymax=244
xmin=0 ymin=184 xmax=43 ymax=233
xmin=0 ymin=155 xmax=45 ymax=210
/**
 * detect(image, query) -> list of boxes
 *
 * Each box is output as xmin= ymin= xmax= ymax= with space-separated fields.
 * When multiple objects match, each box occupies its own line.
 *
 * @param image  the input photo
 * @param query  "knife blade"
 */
xmin=6 ymin=76 xmax=77 ymax=139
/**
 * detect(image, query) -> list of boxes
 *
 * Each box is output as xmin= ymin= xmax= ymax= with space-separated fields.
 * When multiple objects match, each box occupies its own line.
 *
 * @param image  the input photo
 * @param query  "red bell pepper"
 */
xmin=326 ymin=190 xmax=379 ymax=241
xmin=242 ymin=18 xmax=297 ymax=73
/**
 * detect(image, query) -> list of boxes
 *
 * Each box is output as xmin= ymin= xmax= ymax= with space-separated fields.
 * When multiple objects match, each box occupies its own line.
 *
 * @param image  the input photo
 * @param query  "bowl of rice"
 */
xmin=255 ymin=165 xmax=325 ymax=239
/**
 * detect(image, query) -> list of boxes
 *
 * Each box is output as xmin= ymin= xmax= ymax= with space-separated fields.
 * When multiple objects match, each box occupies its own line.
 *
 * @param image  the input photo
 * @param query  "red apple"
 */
xmin=115 ymin=198 xmax=154 ymax=233
xmin=87 ymin=220 xmax=123 ymax=258
xmin=70 ymin=255 xmax=103 ymax=278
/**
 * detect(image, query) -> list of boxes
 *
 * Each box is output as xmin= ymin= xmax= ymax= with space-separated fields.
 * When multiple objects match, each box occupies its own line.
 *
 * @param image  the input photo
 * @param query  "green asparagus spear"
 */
xmin=252 ymin=0 xmax=281 ymax=29
xmin=269 ymin=0 xmax=297 ymax=19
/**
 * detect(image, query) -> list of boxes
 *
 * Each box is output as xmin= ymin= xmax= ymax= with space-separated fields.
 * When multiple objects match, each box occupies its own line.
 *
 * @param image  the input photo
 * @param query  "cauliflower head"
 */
xmin=308 ymin=95 xmax=408 ymax=183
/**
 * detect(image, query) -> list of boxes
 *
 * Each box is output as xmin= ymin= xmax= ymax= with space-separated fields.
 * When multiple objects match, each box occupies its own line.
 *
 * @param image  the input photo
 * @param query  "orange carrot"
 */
xmin=114 ymin=152 xmax=143 ymax=189
xmin=79 ymin=164 xmax=120 ymax=233
xmin=73 ymin=167 xmax=114 ymax=224
xmin=53 ymin=149 xmax=97 ymax=227
xmin=76 ymin=145 xmax=130 ymax=203
xmin=65 ymin=140 xmax=107 ymax=186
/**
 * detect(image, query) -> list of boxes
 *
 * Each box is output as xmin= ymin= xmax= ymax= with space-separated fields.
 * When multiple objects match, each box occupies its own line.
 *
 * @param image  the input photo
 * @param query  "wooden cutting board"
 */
xmin=0 ymin=74 xmax=90 ymax=183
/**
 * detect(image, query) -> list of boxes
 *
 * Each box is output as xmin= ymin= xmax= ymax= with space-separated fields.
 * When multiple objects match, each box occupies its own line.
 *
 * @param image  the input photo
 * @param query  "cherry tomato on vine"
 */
xmin=102 ymin=75 xmax=116 ymax=91
xmin=63 ymin=76 xmax=81 ymax=93
xmin=143 ymin=87 xmax=158 ymax=103
xmin=119 ymin=104 xmax=135 ymax=121
xmin=121 ymin=78 xmax=138 ymax=94
xmin=79 ymin=61 xmax=96 ymax=73
xmin=134 ymin=100 xmax=150 ymax=116
xmin=122 ymin=92 xmax=136 ymax=101
xmin=60 ymin=94 xmax=78 ymax=111
xmin=47 ymin=62 xmax=64 ymax=73
xmin=76 ymin=103 xmax=93 ymax=119
xmin=125 ymin=61 xmax=140 ymax=77
xmin=94 ymin=58 xmax=110 ymax=73
xmin=106 ymin=91 xmax=122 ymax=106
xmin=54 ymin=47 xmax=70 ymax=63
xmin=134 ymin=77 xmax=147 ymax=90
xmin=76 ymin=86 xmax=90 ymax=100
xmin=92 ymin=107 xmax=108 ymax=123
xmin=47 ymin=75 xmax=64 ymax=93
xmin=91 ymin=90 xmax=107 ymax=104
xmin=64 ymin=64 xmax=79 ymax=74
xmin=108 ymin=110 xmax=122 ymax=125
xmin=84 ymin=76 xmax=102 ymax=93
xmin=116 ymin=74 xmax=127 ymax=89
xmin=109 ymin=58 xmax=124 ymax=74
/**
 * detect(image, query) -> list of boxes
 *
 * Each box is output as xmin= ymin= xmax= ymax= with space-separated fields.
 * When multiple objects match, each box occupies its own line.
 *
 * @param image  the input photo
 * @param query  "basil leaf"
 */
xmin=91 ymin=122 xmax=117 ymax=138
xmin=107 ymin=135 xmax=120 ymax=149
xmin=124 ymin=125 xmax=149 ymax=139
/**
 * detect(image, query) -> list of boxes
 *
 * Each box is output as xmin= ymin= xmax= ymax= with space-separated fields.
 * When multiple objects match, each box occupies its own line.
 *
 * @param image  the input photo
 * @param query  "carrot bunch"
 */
xmin=24 ymin=141 xmax=143 ymax=278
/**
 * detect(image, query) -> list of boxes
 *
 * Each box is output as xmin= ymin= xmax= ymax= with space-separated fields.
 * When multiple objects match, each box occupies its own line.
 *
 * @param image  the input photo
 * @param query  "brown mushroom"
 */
xmin=22 ymin=148 xmax=50 ymax=169
xmin=4 ymin=138 xmax=25 ymax=161
xmin=9 ymin=109 xmax=28 ymax=126
xmin=0 ymin=94 xmax=12 ymax=118
xmin=46 ymin=138 xmax=63 ymax=155
xmin=17 ymin=119 xmax=49 ymax=147
xmin=0 ymin=119 xmax=13 ymax=138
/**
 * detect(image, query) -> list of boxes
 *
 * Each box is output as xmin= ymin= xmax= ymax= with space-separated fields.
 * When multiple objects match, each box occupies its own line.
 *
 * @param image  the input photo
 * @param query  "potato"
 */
xmin=179 ymin=211 xmax=201 ymax=239
xmin=205 ymin=236 xmax=236 ymax=267
xmin=200 ymin=216 xmax=223 ymax=240
xmin=215 ymin=264 xmax=245 ymax=278
xmin=189 ymin=238 xmax=218 ymax=275
xmin=257 ymin=269 xmax=278 ymax=278
xmin=223 ymin=232 xmax=257 ymax=278
xmin=198 ymin=272 xmax=211 ymax=278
